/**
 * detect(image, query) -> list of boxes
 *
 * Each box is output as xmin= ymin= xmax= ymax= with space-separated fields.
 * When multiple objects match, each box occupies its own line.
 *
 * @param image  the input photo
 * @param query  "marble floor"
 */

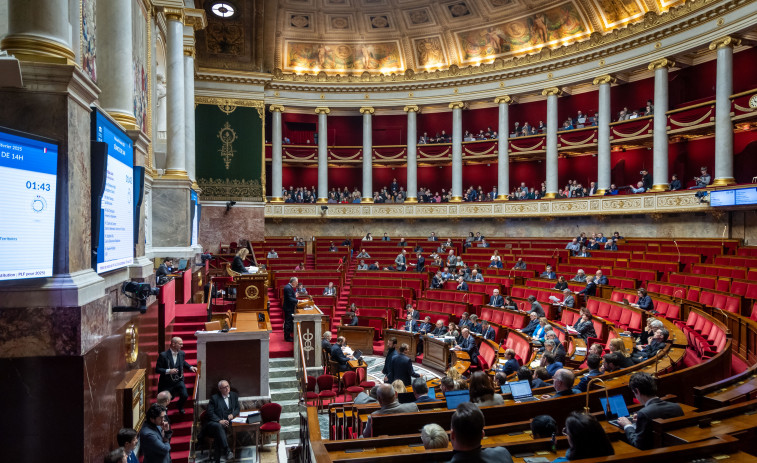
xmin=317 ymin=355 xmax=442 ymax=439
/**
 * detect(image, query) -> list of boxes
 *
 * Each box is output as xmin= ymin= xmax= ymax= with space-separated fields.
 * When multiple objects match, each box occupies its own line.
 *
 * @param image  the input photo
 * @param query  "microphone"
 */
xmin=722 ymin=225 xmax=727 ymax=247
xmin=673 ymin=241 xmax=681 ymax=263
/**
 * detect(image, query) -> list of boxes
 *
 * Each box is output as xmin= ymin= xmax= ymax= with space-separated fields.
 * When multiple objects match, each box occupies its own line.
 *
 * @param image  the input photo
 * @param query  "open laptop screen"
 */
xmin=509 ymin=380 xmax=533 ymax=399
xmin=444 ymin=390 xmax=470 ymax=410
xmin=599 ymin=395 xmax=630 ymax=419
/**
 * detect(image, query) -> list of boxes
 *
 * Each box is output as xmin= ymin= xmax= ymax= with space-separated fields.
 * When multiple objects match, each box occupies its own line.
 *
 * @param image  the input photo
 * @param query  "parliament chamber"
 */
xmin=3 ymin=1 xmax=757 ymax=463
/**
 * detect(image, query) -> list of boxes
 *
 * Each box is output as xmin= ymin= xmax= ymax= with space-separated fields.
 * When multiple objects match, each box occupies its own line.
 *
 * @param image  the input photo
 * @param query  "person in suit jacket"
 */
xmin=573 ymin=309 xmax=597 ymax=341
xmin=430 ymin=320 xmax=448 ymax=336
xmin=481 ymin=321 xmax=496 ymax=341
xmin=428 ymin=232 xmax=438 ymax=241
xmin=454 ymin=328 xmax=479 ymax=365
xmin=321 ymin=331 xmax=332 ymax=353
xmin=520 ymin=312 xmax=540 ymax=336
xmin=543 ymin=368 xmax=575 ymax=399
xmin=577 ymin=275 xmax=597 ymax=296
xmin=418 ymin=316 xmax=433 ymax=334
xmin=413 ymin=378 xmax=435 ymax=403
xmin=155 ymin=337 xmax=197 ymax=414
xmin=330 ymin=336 xmax=352 ymax=372
xmin=409 ymin=253 xmax=425 ymax=272
xmin=282 ymin=276 xmax=299 ymax=341
xmin=155 ymin=258 xmax=173 ymax=283
xmin=402 ymin=313 xmax=418 ymax=332
xmin=201 ymin=380 xmax=240 ymax=462
xmin=502 ymin=349 xmax=520 ymax=375
xmin=322 ymin=282 xmax=336 ymax=296
xmin=633 ymin=329 xmax=668 ymax=363
xmin=573 ymin=354 xmax=602 ymax=393
xmin=139 ymin=404 xmax=172 ymax=463
xmin=618 ymin=372 xmax=684 ymax=449
xmin=382 ymin=338 xmax=398 ymax=382
xmin=117 ymin=428 xmax=139 ymax=463
xmin=363 ymin=384 xmax=419 ymax=437
xmin=456 ymin=276 xmax=469 ymax=291
xmin=488 ymin=289 xmax=504 ymax=307
xmin=390 ymin=343 xmax=420 ymax=386
xmin=393 ymin=250 xmax=407 ymax=271
xmin=540 ymin=265 xmax=556 ymax=279
xmin=595 ymin=270 xmax=609 ymax=285
xmin=406 ymin=304 xmax=421 ymax=320
xmin=449 ymin=403 xmax=514 ymax=463
xmin=344 ymin=311 xmax=359 ymax=326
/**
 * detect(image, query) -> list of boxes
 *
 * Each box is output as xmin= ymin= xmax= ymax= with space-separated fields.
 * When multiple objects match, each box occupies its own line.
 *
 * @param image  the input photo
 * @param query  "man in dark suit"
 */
xmin=449 ymin=403 xmax=513 ymax=463
xmin=456 ymin=276 xmax=469 ymax=291
xmin=390 ymin=343 xmax=420 ymax=386
xmin=330 ymin=336 xmax=352 ymax=372
xmin=139 ymin=404 xmax=171 ymax=463
xmin=618 ymin=372 xmax=684 ymax=449
xmin=412 ymin=377 xmax=435 ymax=403
xmin=520 ymin=312 xmax=540 ymax=336
xmin=409 ymin=252 xmax=425 ymax=272
xmin=321 ymin=331 xmax=332 ymax=352
xmin=430 ymin=320 xmax=448 ymax=336
xmin=201 ymin=379 xmax=239 ymax=462
xmin=633 ymin=328 xmax=668 ymax=363
xmin=418 ymin=316 xmax=433 ymax=334
xmin=595 ymin=270 xmax=609 ymax=285
xmin=480 ymin=320 xmax=496 ymax=341
xmin=402 ymin=313 xmax=418 ymax=332
xmin=155 ymin=337 xmax=197 ymax=414
xmin=282 ymin=276 xmax=299 ymax=341
xmin=573 ymin=354 xmax=602 ymax=393
xmin=488 ymin=289 xmax=504 ymax=307
xmin=382 ymin=337 xmax=398 ymax=382
xmin=155 ymin=258 xmax=173 ymax=284
xmin=428 ymin=232 xmax=438 ymax=241
xmin=454 ymin=328 xmax=479 ymax=365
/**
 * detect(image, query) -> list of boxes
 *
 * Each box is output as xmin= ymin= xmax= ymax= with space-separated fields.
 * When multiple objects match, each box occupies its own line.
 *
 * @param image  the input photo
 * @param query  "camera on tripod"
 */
xmin=114 ymin=281 xmax=160 ymax=314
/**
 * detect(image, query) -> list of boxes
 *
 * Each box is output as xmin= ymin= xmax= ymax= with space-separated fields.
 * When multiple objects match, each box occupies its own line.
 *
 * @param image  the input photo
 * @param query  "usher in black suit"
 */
xmin=155 ymin=349 xmax=193 ymax=411
xmin=202 ymin=391 xmax=241 ymax=460
xmin=282 ymin=282 xmax=298 ymax=341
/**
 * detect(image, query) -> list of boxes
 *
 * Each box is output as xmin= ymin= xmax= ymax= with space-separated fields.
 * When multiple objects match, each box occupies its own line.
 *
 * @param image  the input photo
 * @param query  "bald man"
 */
xmin=362 ymin=384 xmax=419 ymax=437
xmin=155 ymin=337 xmax=197 ymax=414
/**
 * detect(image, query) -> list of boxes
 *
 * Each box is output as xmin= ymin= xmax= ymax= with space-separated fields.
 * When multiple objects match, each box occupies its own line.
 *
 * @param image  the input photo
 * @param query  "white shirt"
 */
xmin=172 ymin=350 xmax=178 ymax=366
xmin=223 ymin=395 xmax=230 ymax=409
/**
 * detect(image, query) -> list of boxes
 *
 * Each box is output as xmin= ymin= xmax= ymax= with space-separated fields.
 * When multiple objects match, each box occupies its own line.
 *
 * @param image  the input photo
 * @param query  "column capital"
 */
xmin=648 ymin=58 xmax=675 ymax=71
xmin=183 ymin=8 xmax=208 ymax=30
xmin=403 ymin=105 xmax=419 ymax=113
xmin=183 ymin=45 xmax=195 ymax=58
xmin=360 ymin=106 xmax=375 ymax=115
xmin=163 ymin=7 xmax=184 ymax=22
xmin=709 ymin=36 xmax=742 ymax=50
xmin=592 ymin=74 xmax=617 ymax=86
xmin=448 ymin=101 xmax=465 ymax=110
xmin=542 ymin=87 xmax=562 ymax=97
xmin=494 ymin=96 xmax=514 ymax=105
xmin=269 ymin=104 xmax=285 ymax=113
xmin=315 ymin=107 xmax=330 ymax=115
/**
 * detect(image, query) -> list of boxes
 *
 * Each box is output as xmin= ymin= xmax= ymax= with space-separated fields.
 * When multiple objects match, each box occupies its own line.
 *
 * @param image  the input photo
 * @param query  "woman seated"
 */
xmin=469 ymin=371 xmax=504 ymax=407
xmin=489 ymin=250 xmax=503 ymax=268
xmin=553 ymin=412 xmax=614 ymax=462
xmin=531 ymin=318 xmax=550 ymax=342
xmin=231 ymin=248 xmax=251 ymax=274
xmin=503 ymin=296 xmax=518 ymax=311
xmin=572 ymin=308 xmax=597 ymax=341
xmin=554 ymin=275 xmax=568 ymax=291
xmin=608 ymin=337 xmax=635 ymax=369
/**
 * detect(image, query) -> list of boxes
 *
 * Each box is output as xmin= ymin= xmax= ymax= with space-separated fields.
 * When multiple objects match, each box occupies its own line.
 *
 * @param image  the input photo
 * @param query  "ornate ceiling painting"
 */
xmin=196 ymin=0 xmax=691 ymax=75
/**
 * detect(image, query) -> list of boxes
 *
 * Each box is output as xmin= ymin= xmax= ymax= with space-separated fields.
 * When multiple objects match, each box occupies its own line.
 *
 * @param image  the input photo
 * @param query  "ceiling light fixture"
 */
xmin=211 ymin=2 xmax=235 ymax=18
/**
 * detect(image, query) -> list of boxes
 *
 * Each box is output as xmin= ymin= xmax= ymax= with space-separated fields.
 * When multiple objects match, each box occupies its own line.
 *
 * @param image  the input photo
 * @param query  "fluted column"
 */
xmin=710 ymin=37 xmax=741 ymax=186
xmin=594 ymin=75 xmax=616 ymax=195
xmin=648 ymin=58 xmax=674 ymax=191
xmin=404 ymin=105 xmax=419 ymax=203
xmin=542 ymin=88 xmax=561 ymax=198
xmin=95 ymin=0 xmax=136 ymax=129
xmin=360 ymin=107 xmax=375 ymax=203
xmin=1 ymin=0 xmax=75 ymax=64
xmin=315 ymin=107 xmax=330 ymax=203
xmin=449 ymin=102 xmax=465 ymax=202
xmin=495 ymin=96 xmax=513 ymax=200
xmin=164 ymin=9 xmax=187 ymax=178
xmin=184 ymin=45 xmax=196 ymax=186
xmin=270 ymin=105 xmax=285 ymax=202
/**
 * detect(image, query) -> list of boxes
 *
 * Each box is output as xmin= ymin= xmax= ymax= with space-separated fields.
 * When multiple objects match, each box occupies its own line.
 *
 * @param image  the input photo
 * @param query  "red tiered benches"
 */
xmin=675 ymin=308 xmax=730 ymax=362
xmin=416 ymin=299 xmax=469 ymax=319
xmin=584 ymin=298 xmax=646 ymax=333
xmin=504 ymin=331 xmax=532 ymax=366
xmin=426 ymin=289 xmax=487 ymax=310
xmin=349 ymin=286 xmax=413 ymax=304
xmin=351 ymin=276 xmax=424 ymax=296
xmin=696 ymin=288 xmax=742 ymax=314
xmin=691 ymin=264 xmax=748 ymax=280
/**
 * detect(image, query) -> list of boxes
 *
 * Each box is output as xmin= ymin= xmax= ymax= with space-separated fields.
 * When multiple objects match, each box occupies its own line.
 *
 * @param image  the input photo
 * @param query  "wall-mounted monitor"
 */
xmin=0 ymin=126 xmax=59 ymax=281
xmin=190 ymin=190 xmax=200 ymax=247
xmin=91 ymin=109 xmax=134 ymax=273
xmin=735 ymin=188 xmax=757 ymax=206
xmin=709 ymin=189 xmax=735 ymax=207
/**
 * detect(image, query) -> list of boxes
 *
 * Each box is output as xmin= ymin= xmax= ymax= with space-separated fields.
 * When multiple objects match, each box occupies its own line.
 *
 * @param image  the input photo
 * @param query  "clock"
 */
xmin=749 ymin=94 xmax=757 ymax=109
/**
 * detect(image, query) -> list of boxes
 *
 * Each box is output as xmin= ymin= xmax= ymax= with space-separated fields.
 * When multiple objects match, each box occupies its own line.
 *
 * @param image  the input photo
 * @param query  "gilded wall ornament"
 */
xmin=217 ymin=122 xmax=237 ymax=169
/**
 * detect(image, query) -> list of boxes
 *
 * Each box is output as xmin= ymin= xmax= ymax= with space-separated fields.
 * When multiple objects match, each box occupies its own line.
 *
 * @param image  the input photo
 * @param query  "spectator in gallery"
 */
xmin=267 ymin=249 xmax=278 ymax=258
xmin=669 ymin=174 xmax=682 ymax=191
xmin=691 ymin=166 xmax=711 ymax=189
xmin=630 ymin=181 xmax=646 ymax=194
xmin=641 ymin=169 xmax=653 ymax=190
xmin=605 ymin=183 xmax=619 ymax=195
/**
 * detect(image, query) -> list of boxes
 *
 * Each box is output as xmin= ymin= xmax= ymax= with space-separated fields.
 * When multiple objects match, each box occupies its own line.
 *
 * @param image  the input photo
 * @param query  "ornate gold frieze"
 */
xmin=197 ymin=178 xmax=263 ymax=201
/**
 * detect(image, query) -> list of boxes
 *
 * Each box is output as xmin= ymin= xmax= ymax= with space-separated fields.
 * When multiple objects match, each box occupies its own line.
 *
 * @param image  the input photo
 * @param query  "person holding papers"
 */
xmin=231 ymin=248 xmax=251 ymax=274
xmin=572 ymin=308 xmax=597 ymax=341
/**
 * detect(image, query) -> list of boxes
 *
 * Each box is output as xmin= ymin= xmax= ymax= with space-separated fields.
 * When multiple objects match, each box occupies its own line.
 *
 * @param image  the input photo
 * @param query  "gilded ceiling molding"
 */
xmin=183 ymin=8 xmax=207 ymax=30
xmin=648 ymin=58 xmax=676 ymax=70
xmin=261 ymin=0 xmax=753 ymax=91
xmin=162 ymin=7 xmax=183 ymax=22
xmin=183 ymin=46 xmax=195 ymax=58
xmin=709 ymin=36 xmax=742 ymax=49
xmin=592 ymin=74 xmax=617 ymax=85
xmin=494 ymin=96 xmax=515 ymax=105
xmin=195 ymin=96 xmax=265 ymax=110
xmin=359 ymin=107 xmax=375 ymax=114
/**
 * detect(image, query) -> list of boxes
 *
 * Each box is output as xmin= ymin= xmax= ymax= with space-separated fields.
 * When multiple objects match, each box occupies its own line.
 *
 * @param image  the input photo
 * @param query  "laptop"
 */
xmin=177 ymin=259 xmax=188 ymax=271
xmin=352 ymin=349 xmax=363 ymax=363
xmin=600 ymin=395 xmax=631 ymax=427
xmin=397 ymin=392 xmax=416 ymax=404
xmin=509 ymin=380 xmax=538 ymax=402
xmin=500 ymin=384 xmax=511 ymax=395
xmin=428 ymin=387 xmax=435 ymax=400
xmin=444 ymin=390 xmax=471 ymax=410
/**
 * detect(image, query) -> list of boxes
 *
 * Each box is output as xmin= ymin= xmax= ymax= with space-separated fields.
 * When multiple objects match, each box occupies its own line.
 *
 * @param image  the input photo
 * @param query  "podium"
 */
xmin=235 ymin=273 xmax=269 ymax=312
xmin=293 ymin=300 xmax=326 ymax=372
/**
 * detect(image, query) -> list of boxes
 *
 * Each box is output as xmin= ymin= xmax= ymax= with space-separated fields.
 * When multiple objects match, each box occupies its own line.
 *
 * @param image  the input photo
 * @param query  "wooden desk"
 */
xmin=702 ymin=375 xmax=757 ymax=408
xmin=663 ymin=412 xmax=757 ymax=447
xmin=234 ymin=312 xmax=272 ymax=331
xmin=231 ymin=413 xmax=261 ymax=461
xmin=235 ymin=273 xmax=269 ymax=312
xmin=423 ymin=336 xmax=451 ymax=372
xmin=338 ymin=326 xmax=375 ymax=354
xmin=383 ymin=329 xmax=420 ymax=362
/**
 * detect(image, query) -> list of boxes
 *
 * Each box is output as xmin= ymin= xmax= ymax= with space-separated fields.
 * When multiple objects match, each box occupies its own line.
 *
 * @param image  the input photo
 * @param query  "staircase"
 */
xmin=147 ymin=313 xmax=206 ymax=463
xmin=306 ymin=254 xmax=316 ymax=270
xmin=268 ymin=357 xmax=303 ymax=441
xmin=268 ymin=286 xmax=284 ymax=332
xmin=332 ymin=261 xmax=357 ymax=333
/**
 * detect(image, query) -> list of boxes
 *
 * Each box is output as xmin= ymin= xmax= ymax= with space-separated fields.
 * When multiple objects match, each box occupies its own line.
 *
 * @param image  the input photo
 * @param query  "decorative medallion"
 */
xmin=217 ymin=122 xmax=237 ymax=169
xmin=245 ymin=285 xmax=260 ymax=299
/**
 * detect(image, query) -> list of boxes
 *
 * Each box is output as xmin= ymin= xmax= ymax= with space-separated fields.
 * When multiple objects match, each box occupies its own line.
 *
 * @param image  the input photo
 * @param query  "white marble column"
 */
xmin=648 ymin=58 xmax=674 ymax=191
xmin=315 ymin=107 xmax=330 ymax=203
xmin=165 ymin=9 xmax=187 ymax=177
xmin=360 ymin=107 xmax=375 ymax=202
xmin=1 ymin=0 xmax=75 ymax=63
xmin=495 ymin=96 xmax=512 ymax=200
xmin=594 ymin=75 xmax=615 ymax=195
xmin=710 ymin=37 xmax=740 ymax=186
xmin=542 ymin=88 xmax=561 ymax=198
xmin=404 ymin=105 xmax=419 ymax=203
xmin=95 ymin=0 xmax=136 ymax=129
xmin=184 ymin=45 xmax=196 ymax=186
xmin=270 ymin=105 xmax=285 ymax=202
xmin=450 ymin=102 xmax=464 ymax=202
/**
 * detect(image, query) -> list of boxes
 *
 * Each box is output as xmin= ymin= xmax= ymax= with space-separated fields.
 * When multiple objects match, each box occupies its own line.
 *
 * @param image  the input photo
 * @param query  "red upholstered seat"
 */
xmin=260 ymin=422 xmax=281 ymax=432
xmin=317 ymin=375 xmax=337 ymax=413
xmin=306 ymin=376 xmax=319 ymax=404
xmin=259 ymin=402 xmax=282 ymax=451
xmin=343 ymin=371 xmax=364 ymax=401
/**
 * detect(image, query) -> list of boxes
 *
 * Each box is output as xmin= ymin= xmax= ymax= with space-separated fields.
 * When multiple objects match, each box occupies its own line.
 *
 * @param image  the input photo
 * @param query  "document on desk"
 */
xmin=232 ymin=417 xmax=248 ymax=423
xmin=240 ymin=411 xmax=260 ymax=417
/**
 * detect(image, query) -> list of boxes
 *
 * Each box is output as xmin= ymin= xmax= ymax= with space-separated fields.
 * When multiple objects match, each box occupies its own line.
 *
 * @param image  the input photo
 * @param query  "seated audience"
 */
xmin=530 ymin=415 xmax=558 ymax=439
xmin=553 ymin=412 xmax=615 ymax=461
xmin=543 ymin=368 xmax=575 ymax=398
xmin=617 ymin=372 xmax=684 ymax=449
xmin=469 ymin=371 xmax=505 ymax=407
xmin=573 ymin=354 xmax=603 ymax=393
xmin=421 ymin=423 xmax=449 ymax=450
xmin=449 ymin=403 xmax=514 ymax=462
xmin=363 ymin=384 xmax=419 ymax=437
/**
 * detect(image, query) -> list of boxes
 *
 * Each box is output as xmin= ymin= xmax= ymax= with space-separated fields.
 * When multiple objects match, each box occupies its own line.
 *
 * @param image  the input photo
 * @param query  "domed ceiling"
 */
xmin=194 ymin=0 xmax=685 ymax=74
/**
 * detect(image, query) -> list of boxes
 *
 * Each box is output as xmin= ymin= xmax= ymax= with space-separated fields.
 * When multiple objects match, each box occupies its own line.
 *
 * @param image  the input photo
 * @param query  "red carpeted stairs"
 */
xmin=306 ymin=254 xmax=316 ymax=269
xmin=268 ymin=286 xmax=294 ymax=357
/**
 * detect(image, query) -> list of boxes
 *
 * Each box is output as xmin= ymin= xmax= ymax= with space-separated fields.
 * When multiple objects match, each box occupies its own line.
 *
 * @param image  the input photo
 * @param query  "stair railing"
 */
xmin=189 ymin=360 xmax=202 ymax=461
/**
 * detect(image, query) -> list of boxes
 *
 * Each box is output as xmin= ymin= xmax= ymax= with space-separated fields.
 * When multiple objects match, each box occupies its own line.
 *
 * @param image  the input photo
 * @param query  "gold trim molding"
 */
xmin=359 ymin=107 xmax=375 ymax=115
xmin=542 ymin=87 xmax=562 ymax=97
xmin=197 ymin=178 xmax=263 ymax=201
xmin=494 ymin=96 xmax=514 ymax=105
xmin=648 ymin=58 xmax=676 ymax=71
xmin=0 ymin=35 xmax=75 ymax=64
xmin=315 ymin=107 xmax=330 ymax=115
xmin=448 ymin=102 xmax=465 ymax=110
xmin=183 ymin=8 xmax=207 ymax=30
xmin=269 ymin=105 xmax=285 ymax=112
xmin=163 ymin=7 xmax=183 ymax=22
xmin=403 ymin=105 xmax=419 ymax=113
xmin=709 ymin=36 xmax=742 ymax=50
xmin=593 ymin=75 xmax=617 ymax=86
